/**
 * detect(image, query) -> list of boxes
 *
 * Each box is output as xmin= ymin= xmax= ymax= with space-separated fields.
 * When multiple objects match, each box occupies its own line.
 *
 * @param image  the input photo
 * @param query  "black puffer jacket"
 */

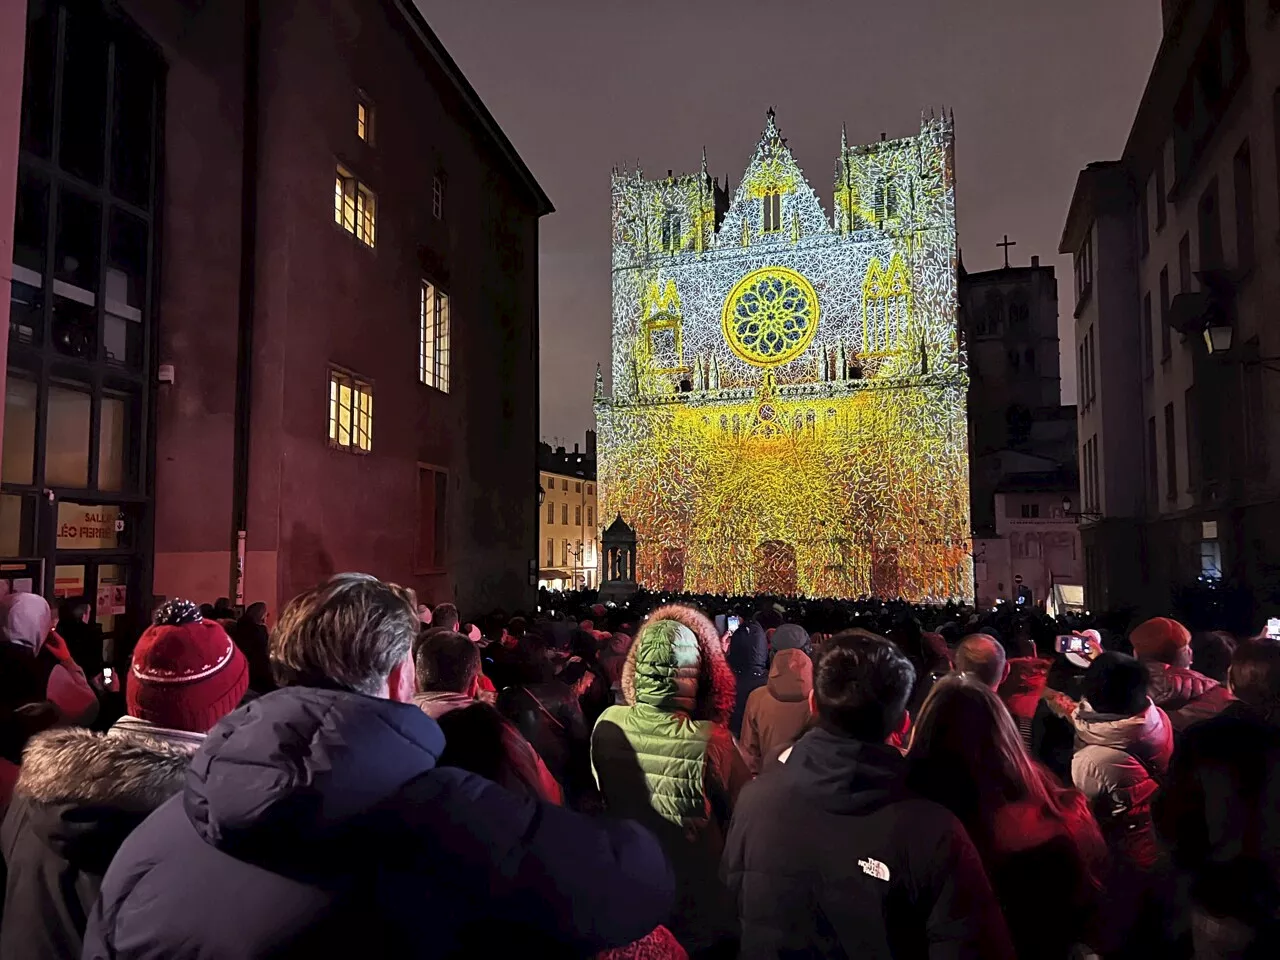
xmin=83 ymin=686 xmax=675 ymax=959
xmin=723 ymin=727 xmax=1014 ymax=959
xmin=0 ymin=728 xmax=190 ymax=960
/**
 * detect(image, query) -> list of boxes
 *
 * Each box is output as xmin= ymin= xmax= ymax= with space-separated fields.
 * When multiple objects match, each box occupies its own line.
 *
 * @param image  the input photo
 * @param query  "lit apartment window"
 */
xmin=334 ymin=166 xmax=376 ymax=248
xmin=546 ymin=539 xmax=553 ymax=565
xmin=432 ymin=175 xmax=444 ymax=220
xmin=357 ymin=95 xmax=373 ymax=143
xmin=587 ymin=506 xmax=594 ymax=527
xmin=546 ymin=502 xmax=555 ymax=524
xmin=328 ymin=369 xmax=373 ymax=452
xmin=419 ymin=281 xmax=451 ymax=392
xmin=575 ymin=506 xmax=582 ymax=525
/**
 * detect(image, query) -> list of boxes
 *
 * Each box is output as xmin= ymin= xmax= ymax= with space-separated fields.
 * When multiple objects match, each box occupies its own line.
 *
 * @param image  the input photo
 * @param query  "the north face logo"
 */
xmin=858 ymin=857 xmax=890 ymax=882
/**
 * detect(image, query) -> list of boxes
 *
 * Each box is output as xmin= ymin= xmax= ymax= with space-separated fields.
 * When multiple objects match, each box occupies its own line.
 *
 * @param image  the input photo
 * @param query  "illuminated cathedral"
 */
xmin=595 ymin=111 xmax=972 ymax=600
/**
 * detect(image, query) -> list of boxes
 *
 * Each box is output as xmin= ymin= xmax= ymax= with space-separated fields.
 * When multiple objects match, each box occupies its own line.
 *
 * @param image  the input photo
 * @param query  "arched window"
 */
xmin=862 ymin=255 xmax=911 ymax=354
xmin=761 ymin=191 xmax=782 ymax=232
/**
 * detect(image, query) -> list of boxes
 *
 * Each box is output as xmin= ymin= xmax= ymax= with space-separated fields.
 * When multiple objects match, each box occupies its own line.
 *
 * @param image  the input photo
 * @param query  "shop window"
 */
xmin=2 ymin=378 xmax=37 ymax=486
xmin=104 ymin=210 xmax=147 ymax=369
xmin=110 ymin=38 xmax=156 ymax=207
xmin=45 ymin=384 xmax=90 ymax=487
xmin=98 ymin=394 xmax=129 ymax=491
xmin=58 ymin=8 xmax=108 ymax=185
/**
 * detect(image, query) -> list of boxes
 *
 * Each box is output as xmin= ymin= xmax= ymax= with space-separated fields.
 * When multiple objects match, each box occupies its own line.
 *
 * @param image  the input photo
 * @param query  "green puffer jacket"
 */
xmin=591 ymin=604 xmax=748 ymax=955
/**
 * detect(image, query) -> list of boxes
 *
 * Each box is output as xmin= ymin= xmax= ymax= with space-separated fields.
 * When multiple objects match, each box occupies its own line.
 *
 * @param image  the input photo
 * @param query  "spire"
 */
xmin=701 ymin=146 xmax=709 ymax=177
xmin=594 ymin=363 xmax=604 ymax=399
xmin=840 ymin=122 xmax=848 ymax=153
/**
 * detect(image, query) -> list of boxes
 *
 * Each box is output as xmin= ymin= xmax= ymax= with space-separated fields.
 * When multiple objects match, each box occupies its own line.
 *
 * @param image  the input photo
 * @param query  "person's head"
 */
xmin=415 ymin=629 xmax=481 ymax=698
xmin=214 ymin=597 xmax=233 ymax=614
xmin=417 ymin=604 xmax=432 ymax=626
xmin=1228 ymin=639 xmax=1280 ymax=725
xmin=626 ymin=604 xmax=734 ymax=723
xmin=436 ymin=703 xmax=559 ymax=803
xmin=755 ymin=607 xmax=783 ymax=631
xmin=244 ymin=601 xmax=268 ymax=626
xmin=559 ymin=656 xmax=594 ymax=697
xmin=128 ymin=599 xmax=250 ymax=733
xmin=0 ymin=592 xmax=53 ymax=654
xmin=432 ymin=603 xmax=460 ymax=633
xmin=910 ymin=671 xmax=1107 ymax=880
xmin=1129 ymin=617 xmax=1193 ymax=668
xmin=1191 ymin=630 xmax=1236 ymax=684
xmin=811 ymin=630 xmax=915 ymax=743
xmin=507 ymin=616 xmax=527 ymax=639
xmin=954 ymin=634 xmax=1008 ymax=691
xmin=271 ymin=573 xmax=418 ymax=702
xmin=58 ymin=597 xmax=92 ymax=625
xmin=910 ymin=672 xmax=1040 ymax=821
xmin=1081 ymin=652 xmax=1150 ymax=717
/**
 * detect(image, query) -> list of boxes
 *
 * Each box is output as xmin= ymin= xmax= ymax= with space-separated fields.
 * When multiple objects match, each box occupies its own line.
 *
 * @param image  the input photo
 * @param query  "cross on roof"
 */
xmin=997 ymin=234 xmax=1017 ymax=269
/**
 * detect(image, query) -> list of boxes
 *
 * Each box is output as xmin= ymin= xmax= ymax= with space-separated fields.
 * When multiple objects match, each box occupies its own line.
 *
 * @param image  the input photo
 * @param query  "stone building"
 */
xmin=538 ymin=432 xmax=598 ymax=590
xmin=1061 ymin=0 xmax=1280 ymax=619
xmin=0 ymin=0 xmax=551 ymax=648
xmin=960 ymin=255 xmax=1081 ymax=607
xmin=596 ymin=111 xmax=971 ymax=600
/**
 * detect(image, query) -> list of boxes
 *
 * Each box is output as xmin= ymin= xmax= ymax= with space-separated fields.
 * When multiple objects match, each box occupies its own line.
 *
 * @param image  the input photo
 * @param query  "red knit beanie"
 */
xmin=1130 ymin=616 xmax=1192 ymax=664
xmin=128 ymin=599 xmax=250 ymax=733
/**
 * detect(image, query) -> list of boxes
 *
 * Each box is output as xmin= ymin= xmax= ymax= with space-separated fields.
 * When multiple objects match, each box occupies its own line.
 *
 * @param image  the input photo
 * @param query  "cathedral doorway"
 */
xmin=659 ymin=547 xmax=686 ymax=593
xmin=755 ymin=541 xmax=797 ymax=596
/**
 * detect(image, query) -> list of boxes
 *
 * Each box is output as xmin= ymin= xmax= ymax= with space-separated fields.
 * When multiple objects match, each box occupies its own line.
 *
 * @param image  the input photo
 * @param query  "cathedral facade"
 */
xmin=595 ymin=112 xmax=971 ymax=600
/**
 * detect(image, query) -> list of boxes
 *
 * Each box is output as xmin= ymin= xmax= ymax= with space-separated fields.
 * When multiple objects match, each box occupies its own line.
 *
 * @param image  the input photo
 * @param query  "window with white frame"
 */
xmin=328 ymin=369 xmax=373 ymax=452
xmin=334 ymin=165 xmax=376 ymax=247
xmin=420 ymin=281 xmax=451 ymax=392
xmin=356 ymin=95 xmax=373 ymax=143
xmin=432 ymin=175 xmax=444 ymax=220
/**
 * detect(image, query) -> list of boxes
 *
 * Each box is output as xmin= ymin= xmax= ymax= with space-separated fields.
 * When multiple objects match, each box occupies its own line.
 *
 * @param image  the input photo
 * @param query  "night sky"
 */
xmin=416 ymin=0 xmax=1161 ymax=445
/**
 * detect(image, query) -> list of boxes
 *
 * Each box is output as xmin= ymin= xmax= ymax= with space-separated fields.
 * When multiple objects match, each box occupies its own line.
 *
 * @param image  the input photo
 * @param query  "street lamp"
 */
xmin=1204 ymin=320 xmax=1233 ymax=355
xmin=538 ymin=484 xmax=545 ymax=506
xmin=1061 ymin=496 xmax=1103 ymax=522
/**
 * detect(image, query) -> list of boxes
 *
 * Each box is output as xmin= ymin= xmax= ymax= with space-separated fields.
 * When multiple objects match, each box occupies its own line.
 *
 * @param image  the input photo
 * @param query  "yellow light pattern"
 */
xmin=599 ymin=111 xmax=970 ymax=600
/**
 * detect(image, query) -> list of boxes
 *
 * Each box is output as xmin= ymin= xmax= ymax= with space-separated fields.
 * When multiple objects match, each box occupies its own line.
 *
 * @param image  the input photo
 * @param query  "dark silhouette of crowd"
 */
xmin=0 ymin=577 xmax=1277 ymax=959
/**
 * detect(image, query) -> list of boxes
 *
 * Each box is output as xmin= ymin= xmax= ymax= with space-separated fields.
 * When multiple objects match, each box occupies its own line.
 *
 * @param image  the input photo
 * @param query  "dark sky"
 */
xmin=417 ymin=0 xmax=1162 ymax=445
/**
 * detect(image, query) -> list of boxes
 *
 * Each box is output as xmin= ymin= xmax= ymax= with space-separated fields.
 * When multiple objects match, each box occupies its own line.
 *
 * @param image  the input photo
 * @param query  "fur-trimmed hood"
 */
xmin=8 ymin=727 xmax=193 ymax=872
xmin=621 ymin=604 xmax=735 ymax=724
xmin=17 ymin=726 xmax=191 ymax=810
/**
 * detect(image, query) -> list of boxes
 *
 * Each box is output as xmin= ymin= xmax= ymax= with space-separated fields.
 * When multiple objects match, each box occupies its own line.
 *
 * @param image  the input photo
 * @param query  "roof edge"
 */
xmin=394 ymin=1 xmax=554 ymax=216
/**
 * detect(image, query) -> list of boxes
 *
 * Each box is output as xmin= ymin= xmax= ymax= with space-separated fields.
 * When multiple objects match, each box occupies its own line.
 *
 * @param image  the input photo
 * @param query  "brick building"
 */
xmin=0 ymin=0 xmax=551 ymax=650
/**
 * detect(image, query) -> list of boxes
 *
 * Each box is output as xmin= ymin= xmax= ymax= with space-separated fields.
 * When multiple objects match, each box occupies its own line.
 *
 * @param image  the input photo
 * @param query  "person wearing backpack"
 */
xmin=1070 ymin=652 xmax=1182 ymax=958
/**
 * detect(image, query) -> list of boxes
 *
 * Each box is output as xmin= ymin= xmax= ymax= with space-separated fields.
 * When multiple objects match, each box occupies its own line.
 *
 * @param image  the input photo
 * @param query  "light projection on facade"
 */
xmin=595 ymin=111 xmax=971 ymax=600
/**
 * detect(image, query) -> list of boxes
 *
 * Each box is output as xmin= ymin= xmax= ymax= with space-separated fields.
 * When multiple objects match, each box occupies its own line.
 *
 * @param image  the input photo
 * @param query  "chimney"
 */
xmin=1031 ymin=255 xmax=1040 ymax=268
xmin=573 ymin=442 xmax=579 ymax=454
xmin=586 ymin=430 xmax=598 ymax=457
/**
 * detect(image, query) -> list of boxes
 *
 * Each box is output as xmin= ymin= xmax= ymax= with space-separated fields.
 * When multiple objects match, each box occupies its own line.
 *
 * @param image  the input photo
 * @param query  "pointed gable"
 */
xmin=717 ymin=110 xmax=829 ymax=248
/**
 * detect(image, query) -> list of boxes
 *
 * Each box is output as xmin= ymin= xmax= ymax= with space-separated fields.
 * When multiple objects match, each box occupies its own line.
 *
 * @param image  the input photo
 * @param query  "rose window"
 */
xmin=721 ymin=267 xmax=819 ymax=366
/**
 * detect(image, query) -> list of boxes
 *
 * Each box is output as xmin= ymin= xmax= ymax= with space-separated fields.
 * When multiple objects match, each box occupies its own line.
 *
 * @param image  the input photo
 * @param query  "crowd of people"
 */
xmin=0 ymin=578 xmax=1276 ymax=958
